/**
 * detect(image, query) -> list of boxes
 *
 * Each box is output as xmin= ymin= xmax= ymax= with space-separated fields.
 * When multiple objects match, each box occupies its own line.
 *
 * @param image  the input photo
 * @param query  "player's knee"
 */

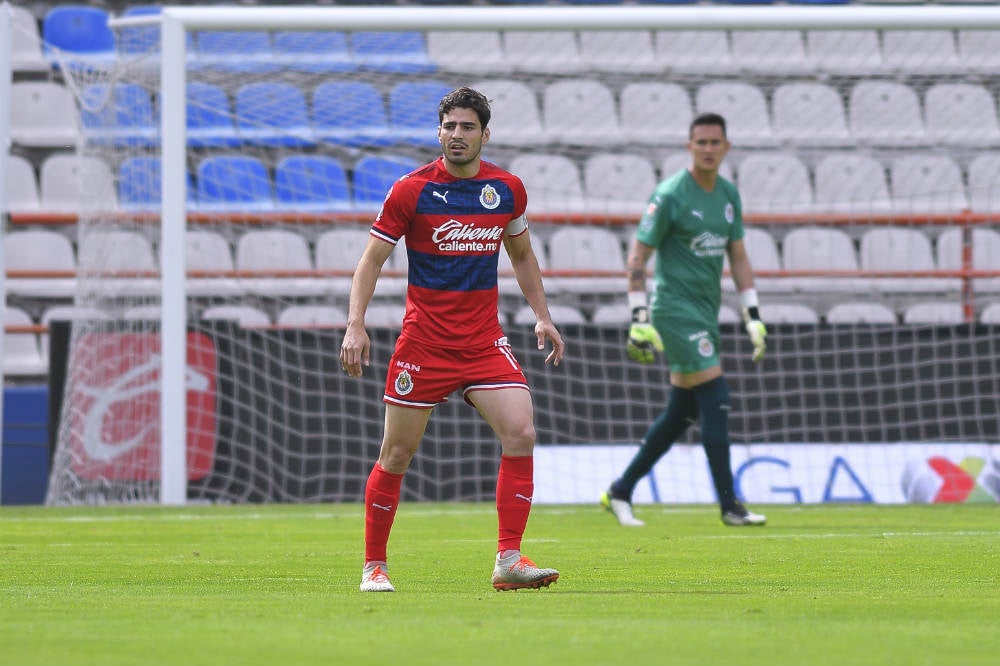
xmin=498 ymin=421 xmax=535 ymax=456
xmin=378 ymin=441 xmax=419 ymax=473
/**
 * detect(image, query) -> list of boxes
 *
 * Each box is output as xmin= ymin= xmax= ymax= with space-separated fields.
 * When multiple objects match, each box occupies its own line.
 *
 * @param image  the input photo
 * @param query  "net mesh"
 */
xmin=38 ymin=18 xmax=1000 ymax=505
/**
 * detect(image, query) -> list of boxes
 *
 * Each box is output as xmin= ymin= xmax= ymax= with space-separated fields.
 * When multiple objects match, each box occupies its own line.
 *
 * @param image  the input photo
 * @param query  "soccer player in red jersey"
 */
xmin=340 ymin=87 xmax=564 ymax=592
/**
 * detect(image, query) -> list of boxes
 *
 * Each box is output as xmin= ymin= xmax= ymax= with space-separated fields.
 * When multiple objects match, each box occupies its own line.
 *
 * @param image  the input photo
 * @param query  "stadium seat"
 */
xmin=849 ymin=81 xmax=928 ymax=148
xmin=196 ymin=155 xmax=275 ymax=211
xmin=10 ymin=4 xmax=49 ymax=72
xmin=806 ymin=30 xmax=889 ymax=76
xmin=79 ymin=83 xmax=158 ymax=148
xmin=119 ymin=156 xmax=196 ymax=211
xmin=235 ymin=229 xmax=324 ymax=298
xmin=470 ymin=79 xmax=545 ymax=147
xmin=723 ymin=227 xmax=786 ymax=294
xmin=40 ymin=305 xmax=111 ymax=363
xmin=200 ymin=304 xmax=271 ymax=328
xmin=118 ymin=5 xmax=162 ymax=60
xmin=882 ymin=30 xmax=964 ymax=76
xmin=578 ymin=31 xmax=662 ymax=74
xmin=426 ymin=31 xmax=507 ymax=74
xmin=186 ymin=81 xmax=240 ymax=148
xmin=936 ymin=227 xmax=1000 ymax=294
xmin=277 ymin=305 xmax=348 ymax=328
xmin=9 ymin=82 xmax=80 ymax=148
xmin=507 ymin=153 xmax=586 ymax=213
xmin=40 ymin=154 xmax=117 ymax=212
xmin=590 ymin=302 xmax=631 ymax=326
xmin=546 ymin=227 xmax=627 ymax=294
xmin=695 ymin=82 xmax=776 ymax=147
xmin=122 ymin=305 xmax=165 ymax=321
xmin=620 ymin=82 xmax=692 ymax=146
xmin=889 ymin=155 xmax=968 ymax=213
xmin=924 ymin=83 xmax=1000 ymax=147
xmin=654 ymin=31 xmax=738 ymax=76
xmin=42 ymin=5 xmax=116 ymax=69
xmin=497 ymin=233 xmax=548 ymax=297
xmin=181 ymin=230 xmax=244 ymax=298
xmin=351 ymin=31 xmax=436 ymax=73
xmin=272 ymin=31 xmax=355 ymax=73
xmin=275 ymin=155 xmax=351 ymax=212
xmin=235 ymin=82 xmax=315 ymax=148
xmin=859 ymin=227 xmax=960 ymax=294
xmin=902 ymin=302 xmax=966 ymax=324
xmin=388 ymin=81 xmax=454 ymax=148
xmin=4 ymin=229 xmax=77 ymax=299
xmin=825 ymin=302 xmax=898 ymax=325
xmin=3 ymin=307 xmax=47 ymax=377
xmin=771 ymin=82 xmax=852 ymax=147
xmin=583 ymin=153 xmax=658 ymax=216
xmin=957 ymin=30 xmax=1000 ymax=76
xmin=193 ymin=31 xmax=276 ymax=73
xmin=312 ymin=81 xmax=392 ymax=148
xmin=365 ymin=303 xmax=407 ymax=328
xmin=76 ymin=230 xmax=160 ymax=297
xmin=967 ymin=154 xmax=1000 ymax=212
xmin=759 ymin=303 xmax=820 ymax=325
xmin=729 ymin=30 xmax=814 ymax=76
xmin=503 ymin=31 xmax=584 ymax=75
xmin=315 ymin=228 xmax=386 ymax=296
xmin=660 ymin=152 xmax=733 ymax=182
xmin=736 ymin=153 xmax=813 ymax=213
xmin=543 ymin=79 xmax=623 ymax=147
xmin=352 ymin=155 xmax=420 ymax=211
xmin=781 ymin=226 xmax=864 ymax=293
xmin=5 ymin=154 xmax=40 ymax=213
xmin=981 ymin=302 xmax=1000 ymax=324
xmin=813 ymin=154 xmax=893 ymax=213
xmin=513 ymin=304 xmax=586 ymax=326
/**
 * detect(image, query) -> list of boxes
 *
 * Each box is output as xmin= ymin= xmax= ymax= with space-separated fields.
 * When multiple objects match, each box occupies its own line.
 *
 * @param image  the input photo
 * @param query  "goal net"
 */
xmin=43 ymin=6 xmax=1000 ymax=506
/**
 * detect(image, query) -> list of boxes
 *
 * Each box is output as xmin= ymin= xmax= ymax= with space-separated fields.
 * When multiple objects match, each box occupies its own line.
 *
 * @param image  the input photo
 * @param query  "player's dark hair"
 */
xmin=689 ymin=112 xmax=727 ymax=138
xmin=439 ymin=87 xmax=492 ymax=129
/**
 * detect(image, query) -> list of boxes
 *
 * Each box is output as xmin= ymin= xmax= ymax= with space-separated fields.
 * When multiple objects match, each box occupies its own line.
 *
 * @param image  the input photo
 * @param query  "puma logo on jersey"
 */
xmin=691 ymin=209 xmax=704 ymax=220
xmin=432 ymin=190 xmax=449 ymax=204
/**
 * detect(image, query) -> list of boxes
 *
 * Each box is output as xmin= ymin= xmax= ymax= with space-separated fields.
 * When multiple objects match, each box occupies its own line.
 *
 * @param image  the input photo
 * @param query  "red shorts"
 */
xmin=383 ymin=334 xmax=529 ymax=408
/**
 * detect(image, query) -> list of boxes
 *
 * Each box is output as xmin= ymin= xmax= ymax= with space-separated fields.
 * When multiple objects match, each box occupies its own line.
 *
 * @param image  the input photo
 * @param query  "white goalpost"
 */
xmin=41 ymin=5 xmax=1000 ymax=506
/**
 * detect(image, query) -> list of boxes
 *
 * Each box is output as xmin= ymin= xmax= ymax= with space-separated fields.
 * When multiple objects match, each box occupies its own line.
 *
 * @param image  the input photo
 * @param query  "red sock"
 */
xmin=496 ymin=454 xmax=534 ymax=554
xmin=364 ymin=463 xmax=403 ymax=564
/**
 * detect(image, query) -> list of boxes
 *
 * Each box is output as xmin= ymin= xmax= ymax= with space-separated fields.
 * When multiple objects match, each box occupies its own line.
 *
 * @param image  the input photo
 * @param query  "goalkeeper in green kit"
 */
xmin=601 ymin=113 xmax=767 ymax=527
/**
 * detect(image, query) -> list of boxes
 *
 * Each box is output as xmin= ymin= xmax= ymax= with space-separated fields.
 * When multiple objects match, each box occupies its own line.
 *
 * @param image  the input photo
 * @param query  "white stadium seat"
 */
xmin=859 ymin=227 xmax=960 ymax=294
xmin=849 ymin=81 xmax=927 ymax=148
xmin=542 ymin=79 xmax=623 ymax=147
xmin=695 ymin=82 xmax=775 ymax=147
xmin=772 ymin=82 xmax=852 ymax=148
xmin=736 ymin=153 xmax=813 ymax=214
xmin=826 ymin=302 xmax=898 ymax=325
xmin=620 ymin=82 xmax=692 ymax=147
xmin=582 ymin=153 xmax=658 ymax=216
xmin=508 ymin=153 xmax=586 ymax=213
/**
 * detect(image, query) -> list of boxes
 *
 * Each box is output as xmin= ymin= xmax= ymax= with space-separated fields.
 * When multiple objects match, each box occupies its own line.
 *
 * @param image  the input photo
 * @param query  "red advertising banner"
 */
xmin=68 ymin=332 xmax=217 ymax=481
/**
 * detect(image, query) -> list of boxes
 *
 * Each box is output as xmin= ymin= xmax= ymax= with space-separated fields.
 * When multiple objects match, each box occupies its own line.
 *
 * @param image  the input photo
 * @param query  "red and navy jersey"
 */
xmin=370 ymin=157 xmax=528 ymax=349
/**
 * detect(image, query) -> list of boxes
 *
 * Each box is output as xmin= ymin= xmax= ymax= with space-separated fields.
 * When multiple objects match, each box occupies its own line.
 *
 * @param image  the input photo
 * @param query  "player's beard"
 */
xmin=443 ymin=142 xmax=482 ymax=169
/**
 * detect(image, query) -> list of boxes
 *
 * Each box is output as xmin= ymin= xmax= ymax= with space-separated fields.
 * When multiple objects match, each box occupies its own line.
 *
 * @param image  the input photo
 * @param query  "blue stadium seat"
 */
xmin=119 ymin=5 xmax=161 ymax=57
xmin=118 ymin=156 xmax=196 ymax=210
xmin=194 ymin=31 xmax=276 ymax=72
xmin=187 ymin=82 xmax=240 ymax=148
xmin=235 ymin=82 xmax=315 ymax=148
xmin=197 ymin=155 xmax=275 ymax=211
xmin=272 ymin=31 xmax=356 ymax=73
xmin=43 ymin=5 xmax=117 ymax=68
xmin=388 ymin=81 xmax=453 ymax=148
xmin=80 ymin=83 xmax=158 ymax=147
xmin=312 ymin=81 xmax=392 ymax=148
xmin=351 ymin=31 xmax=436 ymax=73
xmin=275 ymin=155 xmax=352 ymax=211
xmin=352 ymin=155 xmax=420 ymax=210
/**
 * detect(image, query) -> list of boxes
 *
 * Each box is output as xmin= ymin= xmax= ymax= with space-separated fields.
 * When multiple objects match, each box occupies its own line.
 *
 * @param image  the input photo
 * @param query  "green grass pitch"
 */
xmin=2 ymin=503 xmax=998 ymax=666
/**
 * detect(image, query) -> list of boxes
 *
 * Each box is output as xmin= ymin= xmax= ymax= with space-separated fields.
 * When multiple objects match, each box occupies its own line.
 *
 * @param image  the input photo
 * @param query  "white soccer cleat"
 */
xmin=491 ymin=552 xmax=559 ymax=591
xmin=600 ymin=490 xmax=645 ymax=527
xmin=721 ymin=502 xmax=767 ymax=527
xmin=359 ymin=562 xmax=395 ymax=592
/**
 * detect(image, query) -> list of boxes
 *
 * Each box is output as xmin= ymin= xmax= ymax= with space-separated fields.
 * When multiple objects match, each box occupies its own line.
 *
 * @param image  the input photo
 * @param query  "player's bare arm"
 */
xmin=503 ymin=231 xmax=565 ymax=366
xmin=626 ymin=239 xmax=656 ymax=293
xmin=341 ymin=236 xmax=395 ymax=378
xmin=726 ymin=238 xmax=757 ymax=293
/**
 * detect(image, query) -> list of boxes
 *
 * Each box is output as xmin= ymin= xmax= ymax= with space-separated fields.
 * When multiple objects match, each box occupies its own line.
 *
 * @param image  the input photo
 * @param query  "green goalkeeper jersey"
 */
xmin=636 ymin=169 xmax=745 ymax=325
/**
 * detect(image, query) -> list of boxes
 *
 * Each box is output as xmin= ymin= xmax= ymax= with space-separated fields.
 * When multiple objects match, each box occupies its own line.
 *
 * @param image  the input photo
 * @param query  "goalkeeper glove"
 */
xmin=742 ymin=306 xmax=768 ymax=363
xmin=627 ymin=305 xmax=664 ymax=364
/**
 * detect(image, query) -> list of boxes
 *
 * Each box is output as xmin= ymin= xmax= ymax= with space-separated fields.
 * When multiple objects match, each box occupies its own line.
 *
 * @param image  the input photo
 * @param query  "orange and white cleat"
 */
xmin=491 ymin=552 xmax=559 ymax=591
xmin=359 ymin=562 xmax=395 ymax=592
